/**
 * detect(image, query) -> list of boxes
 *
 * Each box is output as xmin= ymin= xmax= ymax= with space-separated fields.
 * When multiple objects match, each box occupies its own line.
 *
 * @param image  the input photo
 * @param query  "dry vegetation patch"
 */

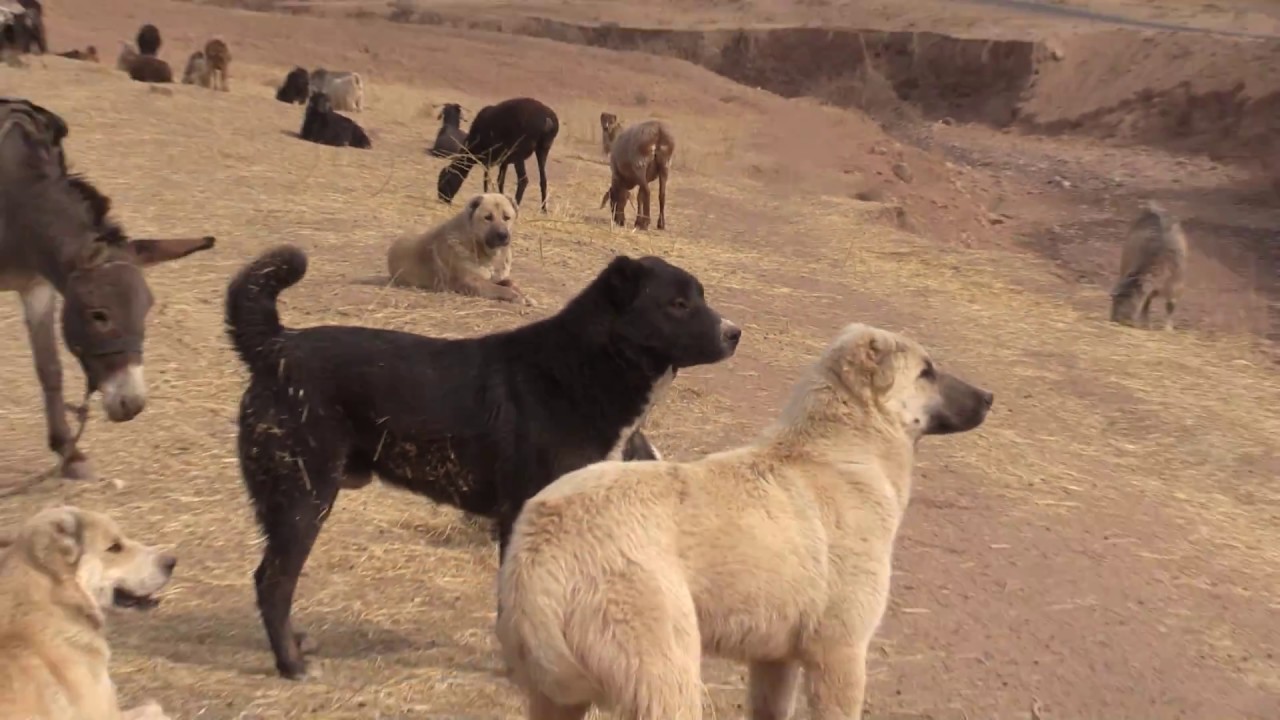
xmin=0 ymin=8 xmax=1277 ymax=714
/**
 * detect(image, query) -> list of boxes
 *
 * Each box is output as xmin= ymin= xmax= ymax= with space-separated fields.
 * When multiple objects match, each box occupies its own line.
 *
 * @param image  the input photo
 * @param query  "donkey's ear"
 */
xmin=127 ymin=236 xmax=216 ymax=267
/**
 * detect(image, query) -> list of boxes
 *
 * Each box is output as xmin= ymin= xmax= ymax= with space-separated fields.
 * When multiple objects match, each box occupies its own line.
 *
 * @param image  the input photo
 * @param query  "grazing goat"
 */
xmin=56 ymin=45 xmax=97 ymax=62
xmin=601 ymin=119 xmax=676 ymax=230
xmin=135 ymin=23 xmax=160 ymax=56
xmin=1110 ymin=200 xmax=1188 ymax=330
xmin=600 ymin=111 xmax=621 ymax=155
xmin=181 ymin=50 xmax=208 ymax=86
xmin=429 ymin=102 xmax=466 ymax=158
xmin=115 ymin=39 xmax=171 ymax=83
xmin=204 ymin=38 xmax=230 ymax=91
xmin=309 ymin=68 xmax=364 ymax=112
xmin=275 ymin=66 xmax=309 ymax=104
xmin=299 ymin=91 xmax=371 ymax=149
xmin=437 ymin=97 xmax=559 ymax=212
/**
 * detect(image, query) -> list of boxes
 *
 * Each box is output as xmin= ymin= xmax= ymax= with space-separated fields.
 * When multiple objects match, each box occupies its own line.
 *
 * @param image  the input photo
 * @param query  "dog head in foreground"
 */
xmin=0 ymin=505 xmax=177 ymax=621
xmin=792 ymin=323 xmax=993 ymax=442
xmin=597 ymin=255 xmax=742 ymax=370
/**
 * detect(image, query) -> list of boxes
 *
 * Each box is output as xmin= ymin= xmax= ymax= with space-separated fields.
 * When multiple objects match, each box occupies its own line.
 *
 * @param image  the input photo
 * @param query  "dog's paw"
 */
xmin=520 ymin=294 xmax=537 ymax=308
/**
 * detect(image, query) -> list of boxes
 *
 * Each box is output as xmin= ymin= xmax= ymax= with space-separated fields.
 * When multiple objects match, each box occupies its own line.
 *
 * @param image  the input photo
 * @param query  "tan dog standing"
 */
xmin=497 ymin=323 xmax=994 ymax=720
xmin=203 ymin=38 xmax=230 ymax=92
xmin=0 ymin=506 xmax=178 ymax=720
xmin=387 ymin=192 xmax=532 ymax=305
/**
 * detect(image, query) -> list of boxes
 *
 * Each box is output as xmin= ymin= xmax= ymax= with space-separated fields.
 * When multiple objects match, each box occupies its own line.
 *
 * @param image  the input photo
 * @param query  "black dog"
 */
xmin=298 ymin=91 xmax=370 ymax=149
xmin=275 ymin=66 xmax=309 ymax=104
xmin=226 ymin=245 xmax=741 ymax=679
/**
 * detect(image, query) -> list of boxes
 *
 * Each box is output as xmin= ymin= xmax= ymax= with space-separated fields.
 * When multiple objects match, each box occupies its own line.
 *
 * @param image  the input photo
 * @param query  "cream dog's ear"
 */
xmin=24 ymin=506 xmax=84 ymax=577
xmin=837 ymin=328 xmax=898 ymax=397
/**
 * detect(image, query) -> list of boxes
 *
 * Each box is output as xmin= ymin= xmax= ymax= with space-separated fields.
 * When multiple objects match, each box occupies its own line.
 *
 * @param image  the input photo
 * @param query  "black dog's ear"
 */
xmin=602 ymin=255 xmax=647 ymax=310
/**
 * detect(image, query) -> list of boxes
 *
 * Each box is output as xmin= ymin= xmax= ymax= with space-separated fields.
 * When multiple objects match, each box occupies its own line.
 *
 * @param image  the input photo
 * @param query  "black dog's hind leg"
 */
xmin=248 ymin=449 xmax=343 ymax=680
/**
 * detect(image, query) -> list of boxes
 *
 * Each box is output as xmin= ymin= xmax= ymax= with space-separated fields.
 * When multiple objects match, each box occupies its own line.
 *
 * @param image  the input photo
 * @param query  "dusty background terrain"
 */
xmin=0 ymin=0 xmax=1276 ymax=718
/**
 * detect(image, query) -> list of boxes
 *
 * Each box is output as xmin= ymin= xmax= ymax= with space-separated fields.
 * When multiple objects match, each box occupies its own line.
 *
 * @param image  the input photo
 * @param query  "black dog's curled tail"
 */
xmin=226 ymin=244 xmax=307 ymax=376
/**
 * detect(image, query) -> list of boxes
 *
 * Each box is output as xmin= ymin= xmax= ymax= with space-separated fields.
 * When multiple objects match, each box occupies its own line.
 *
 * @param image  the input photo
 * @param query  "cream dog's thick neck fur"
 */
xmin=497 ymin=323 xmax=993 ymax=720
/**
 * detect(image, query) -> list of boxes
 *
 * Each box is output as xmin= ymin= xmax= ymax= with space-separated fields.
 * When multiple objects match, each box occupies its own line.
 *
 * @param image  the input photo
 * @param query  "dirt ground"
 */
xmin=0 ymin=0 xmax=1276 ymax=718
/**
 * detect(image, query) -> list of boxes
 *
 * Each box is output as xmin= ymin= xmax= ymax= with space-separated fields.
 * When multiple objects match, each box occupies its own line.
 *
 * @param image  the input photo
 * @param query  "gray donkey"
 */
xmin=0 ymin=97 xmax=215 ymax=481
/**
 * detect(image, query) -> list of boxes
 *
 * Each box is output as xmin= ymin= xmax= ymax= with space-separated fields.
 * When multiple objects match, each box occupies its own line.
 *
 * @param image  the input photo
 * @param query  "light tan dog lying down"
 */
xmin=497 ymin=323 xmax=994 ymax=720
xmin=0 ymin=506 xmax=177 ymax=720
xmin=387 ymin=192 xmax=532 ymax=305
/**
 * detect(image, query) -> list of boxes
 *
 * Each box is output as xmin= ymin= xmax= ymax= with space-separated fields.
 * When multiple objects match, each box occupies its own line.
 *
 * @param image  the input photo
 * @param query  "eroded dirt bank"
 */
xmin=379 ymin=10 xmax=1280 ymax=165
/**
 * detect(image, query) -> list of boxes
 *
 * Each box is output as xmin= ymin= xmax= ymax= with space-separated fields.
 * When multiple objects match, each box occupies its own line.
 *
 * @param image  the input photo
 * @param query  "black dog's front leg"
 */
xmin=622 ymin=429 xmax=661 ymax=461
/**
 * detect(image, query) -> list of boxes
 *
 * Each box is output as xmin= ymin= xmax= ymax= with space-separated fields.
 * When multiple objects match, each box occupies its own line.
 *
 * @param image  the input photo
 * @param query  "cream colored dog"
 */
xmin=0 ymin=506 xmax=178 ymax=720
xmin=497 ymin=323 xmax=994 ymax=720
xmin=387 ymin=192 xmax=531 ymax=305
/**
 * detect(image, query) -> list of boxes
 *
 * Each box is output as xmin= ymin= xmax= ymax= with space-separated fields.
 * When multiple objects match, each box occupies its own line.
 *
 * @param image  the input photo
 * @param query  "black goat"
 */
xmin=299 ymin=91 xmax=371 ymax=150
xmin=428 ymin=102 xmax=466 ymax=159
xmin=128 ymin=55 xmax=173 ymax=83
xmin=136 ymin=23 xmax=161 ymax=56
xmin=276 ymin=66 xmax=309 ymax=104
xmin=437 ymin=97 xmax=559 ymax=212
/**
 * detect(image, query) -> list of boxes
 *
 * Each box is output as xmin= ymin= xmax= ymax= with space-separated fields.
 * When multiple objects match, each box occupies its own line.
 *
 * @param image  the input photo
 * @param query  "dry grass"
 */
xmin=0 ymin=44 xmax=1276 ymax=719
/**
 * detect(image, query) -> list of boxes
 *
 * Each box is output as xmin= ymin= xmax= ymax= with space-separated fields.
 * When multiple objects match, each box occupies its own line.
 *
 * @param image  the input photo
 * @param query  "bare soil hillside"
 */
xmin=0 ymin=0 xmax=1275 ymax=718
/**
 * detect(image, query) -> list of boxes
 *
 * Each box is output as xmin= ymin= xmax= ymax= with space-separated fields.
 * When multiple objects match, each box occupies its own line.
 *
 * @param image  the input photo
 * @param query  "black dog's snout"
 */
xmin=721 ymin=323 xmax=742 ymax=350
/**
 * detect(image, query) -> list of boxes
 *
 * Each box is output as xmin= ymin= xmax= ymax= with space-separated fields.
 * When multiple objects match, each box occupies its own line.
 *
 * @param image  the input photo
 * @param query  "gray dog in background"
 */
xmin=1110 ymin=200 xmax=1188 ymax=330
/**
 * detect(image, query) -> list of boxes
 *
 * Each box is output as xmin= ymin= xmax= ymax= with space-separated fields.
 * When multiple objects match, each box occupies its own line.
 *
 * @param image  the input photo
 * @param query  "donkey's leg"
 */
xmin=20 ymin=282 xmax=91 ymax=480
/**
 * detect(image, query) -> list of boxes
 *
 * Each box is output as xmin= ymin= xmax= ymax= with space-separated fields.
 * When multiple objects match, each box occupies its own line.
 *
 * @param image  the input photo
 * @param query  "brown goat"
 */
xmin=600 ymin=111 xmax=621 ymax=155
xmin=600 ymin=119 xmax=675 ymax=230
xmin=204 ymin=38 xmax=230 ymax=91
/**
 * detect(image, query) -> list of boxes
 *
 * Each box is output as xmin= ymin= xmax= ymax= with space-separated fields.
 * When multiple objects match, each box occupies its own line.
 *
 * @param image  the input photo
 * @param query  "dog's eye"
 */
xmin=484 ymin=213 xmax=494 ymax=221
xmin=503 ymin=215 xmax=512 ymax=222
xmin=107 ymin=541 xmax=123 ymax=553
xmin=670 ymin=298 xmax=689 ymax=311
